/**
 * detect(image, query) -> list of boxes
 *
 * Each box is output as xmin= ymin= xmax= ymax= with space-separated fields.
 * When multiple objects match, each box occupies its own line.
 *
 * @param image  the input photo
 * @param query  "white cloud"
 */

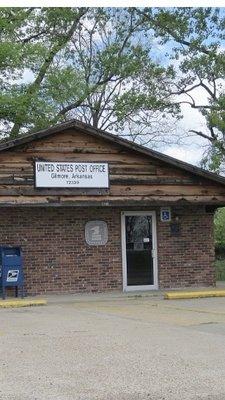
xmin=161 ymin=96 xmax=207 ymax=166
xmin=164 ymin=145 xmax=203 ymax=166
xmin=22 ymin=69 xmax=35 ymax=83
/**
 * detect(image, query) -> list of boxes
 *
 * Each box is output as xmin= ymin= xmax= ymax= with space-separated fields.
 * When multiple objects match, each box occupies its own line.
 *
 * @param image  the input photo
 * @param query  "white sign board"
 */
xmin=35 ymin=162 xmax=109 ymax=188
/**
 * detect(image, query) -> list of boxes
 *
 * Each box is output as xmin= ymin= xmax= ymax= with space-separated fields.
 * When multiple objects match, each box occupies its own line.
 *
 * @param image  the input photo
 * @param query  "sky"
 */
xmin=164 ymin=92 xmax=207 ymax=166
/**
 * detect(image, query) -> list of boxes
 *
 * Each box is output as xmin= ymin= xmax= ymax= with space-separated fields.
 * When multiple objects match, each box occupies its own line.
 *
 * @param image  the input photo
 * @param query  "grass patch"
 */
xmin=215 ymin=258 xmax=225 ymax=281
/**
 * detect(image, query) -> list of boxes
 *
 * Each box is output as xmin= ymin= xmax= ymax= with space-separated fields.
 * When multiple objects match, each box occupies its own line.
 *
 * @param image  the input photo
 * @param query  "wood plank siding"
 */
xmin=0 ymin=125 xmax=225 ymax=206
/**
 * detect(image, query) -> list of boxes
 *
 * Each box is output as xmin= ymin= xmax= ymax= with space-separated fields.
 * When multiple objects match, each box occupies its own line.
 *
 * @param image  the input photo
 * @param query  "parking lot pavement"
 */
xmin=1 ymin=295 xmax=225 ymax=400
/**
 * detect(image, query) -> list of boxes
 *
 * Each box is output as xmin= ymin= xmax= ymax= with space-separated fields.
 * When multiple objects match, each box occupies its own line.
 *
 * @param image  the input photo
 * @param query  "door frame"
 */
xmin=121 ymin=211 xmax=158 ymax=292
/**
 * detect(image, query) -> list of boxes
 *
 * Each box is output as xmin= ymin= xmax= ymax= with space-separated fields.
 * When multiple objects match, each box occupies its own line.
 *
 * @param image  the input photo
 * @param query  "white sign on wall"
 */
xmin=35 ymin=162 xmax=109 ymax=188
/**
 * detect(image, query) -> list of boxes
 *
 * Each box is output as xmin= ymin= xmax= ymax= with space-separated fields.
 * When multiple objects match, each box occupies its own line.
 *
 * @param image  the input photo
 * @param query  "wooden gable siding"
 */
xmin=0 ymin=128 xmax=225 ymax=206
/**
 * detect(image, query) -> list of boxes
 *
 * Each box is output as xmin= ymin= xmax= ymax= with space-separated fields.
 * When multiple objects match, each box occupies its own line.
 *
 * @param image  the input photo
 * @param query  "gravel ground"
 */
xmin=1 ymin=294 xmax=225 ymax=400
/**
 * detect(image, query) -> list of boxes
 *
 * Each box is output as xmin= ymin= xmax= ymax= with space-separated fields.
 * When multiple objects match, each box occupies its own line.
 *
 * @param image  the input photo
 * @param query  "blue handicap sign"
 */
xmin=160 ymin=208 xmax=171 ymax=222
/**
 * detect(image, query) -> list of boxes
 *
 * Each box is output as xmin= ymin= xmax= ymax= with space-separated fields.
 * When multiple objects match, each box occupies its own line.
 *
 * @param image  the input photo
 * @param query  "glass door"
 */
xmin=122 ymin=212 xmax=157 ymax=291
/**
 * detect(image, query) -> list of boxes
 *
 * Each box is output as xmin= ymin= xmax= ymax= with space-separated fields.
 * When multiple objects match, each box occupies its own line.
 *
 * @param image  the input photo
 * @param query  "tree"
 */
xmin=137 ymin=7 xmax=225 ymax=171
xmin=0 ymin=7 xmax=177 ymax=146
xmin=0 ymin=7 xmax=89 ymax=137
xmin=64 ymin=8 xmax=178 ymax=145
xmin=1 ymin=7 xmax=224 ymax=163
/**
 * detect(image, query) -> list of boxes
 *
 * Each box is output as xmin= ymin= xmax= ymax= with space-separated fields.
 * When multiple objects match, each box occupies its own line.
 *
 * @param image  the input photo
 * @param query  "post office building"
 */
xmin=0 ymin=120 xmax=225 ymax=295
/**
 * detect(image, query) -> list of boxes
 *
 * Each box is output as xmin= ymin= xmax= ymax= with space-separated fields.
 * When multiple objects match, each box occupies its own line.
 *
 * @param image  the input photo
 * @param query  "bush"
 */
xmin=214 ymin=207 xmax=225 ymax=255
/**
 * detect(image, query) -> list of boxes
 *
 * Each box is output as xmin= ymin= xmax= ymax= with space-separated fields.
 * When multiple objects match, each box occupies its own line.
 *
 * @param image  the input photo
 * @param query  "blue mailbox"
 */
xmin=0 ymin=246 xmax=24 ymax=299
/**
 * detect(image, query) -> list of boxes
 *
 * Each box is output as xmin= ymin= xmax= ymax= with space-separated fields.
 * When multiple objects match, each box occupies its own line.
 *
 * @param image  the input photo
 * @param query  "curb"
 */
xmin=0 ymin=299 xmax=47 ymax=308
xmin=164 ymin=290 xmax=225 ymax=300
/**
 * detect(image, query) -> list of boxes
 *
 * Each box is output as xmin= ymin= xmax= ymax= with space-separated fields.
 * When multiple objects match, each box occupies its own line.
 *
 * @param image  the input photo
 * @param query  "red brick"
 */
xmin=0 ymin=205 xmax=215 ymax=295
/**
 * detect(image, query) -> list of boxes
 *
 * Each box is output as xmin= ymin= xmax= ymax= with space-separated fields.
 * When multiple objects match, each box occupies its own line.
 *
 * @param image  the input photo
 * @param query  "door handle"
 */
xmin=151 ymin=249 xmax=155 ymax=258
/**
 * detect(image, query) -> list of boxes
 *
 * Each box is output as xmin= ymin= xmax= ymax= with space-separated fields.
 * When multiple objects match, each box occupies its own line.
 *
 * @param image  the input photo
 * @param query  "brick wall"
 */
xmin=157 ymin=206 xmax=216 ymax=289
xmin=0 ymin=206 xmax=215 ymax=295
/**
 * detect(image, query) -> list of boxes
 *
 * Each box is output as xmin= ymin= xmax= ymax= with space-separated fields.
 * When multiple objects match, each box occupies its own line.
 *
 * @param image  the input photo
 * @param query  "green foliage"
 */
xmin=0 ymin=6 xmax=224 ymax=158
xmin=0 ymin=7 xmax=179 ymax=142
xmin=0 ymin=7 xmax=89 ymax=136
xmin=141 ymin=7 xmax=225 ymax=170
xmin=214 ymin=207 xmax=225 ymax=281
xmin=215 ymin=259 xmax=225 ymax=281
xmin=214 ymin=207 xmax=225 ymax=251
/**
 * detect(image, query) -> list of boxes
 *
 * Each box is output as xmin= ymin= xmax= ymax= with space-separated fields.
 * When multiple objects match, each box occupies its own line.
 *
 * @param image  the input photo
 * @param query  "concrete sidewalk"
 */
xmin=37 ymin=280 xmax=225 ymax=305
xmin=1 ymin=293 xmax=225 ymax=400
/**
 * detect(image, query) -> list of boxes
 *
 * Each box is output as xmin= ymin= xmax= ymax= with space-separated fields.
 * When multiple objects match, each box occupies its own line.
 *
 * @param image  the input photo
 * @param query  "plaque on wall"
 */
xmin=160 ymin=207 xmax=171 ymax=222
xmin=85 ymin=221 xmax=108 ymax=246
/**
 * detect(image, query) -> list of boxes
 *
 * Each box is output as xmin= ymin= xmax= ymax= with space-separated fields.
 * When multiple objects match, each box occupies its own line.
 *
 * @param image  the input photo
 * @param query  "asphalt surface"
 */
xmin=1 ymin=293 xmax=225 ymax=400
